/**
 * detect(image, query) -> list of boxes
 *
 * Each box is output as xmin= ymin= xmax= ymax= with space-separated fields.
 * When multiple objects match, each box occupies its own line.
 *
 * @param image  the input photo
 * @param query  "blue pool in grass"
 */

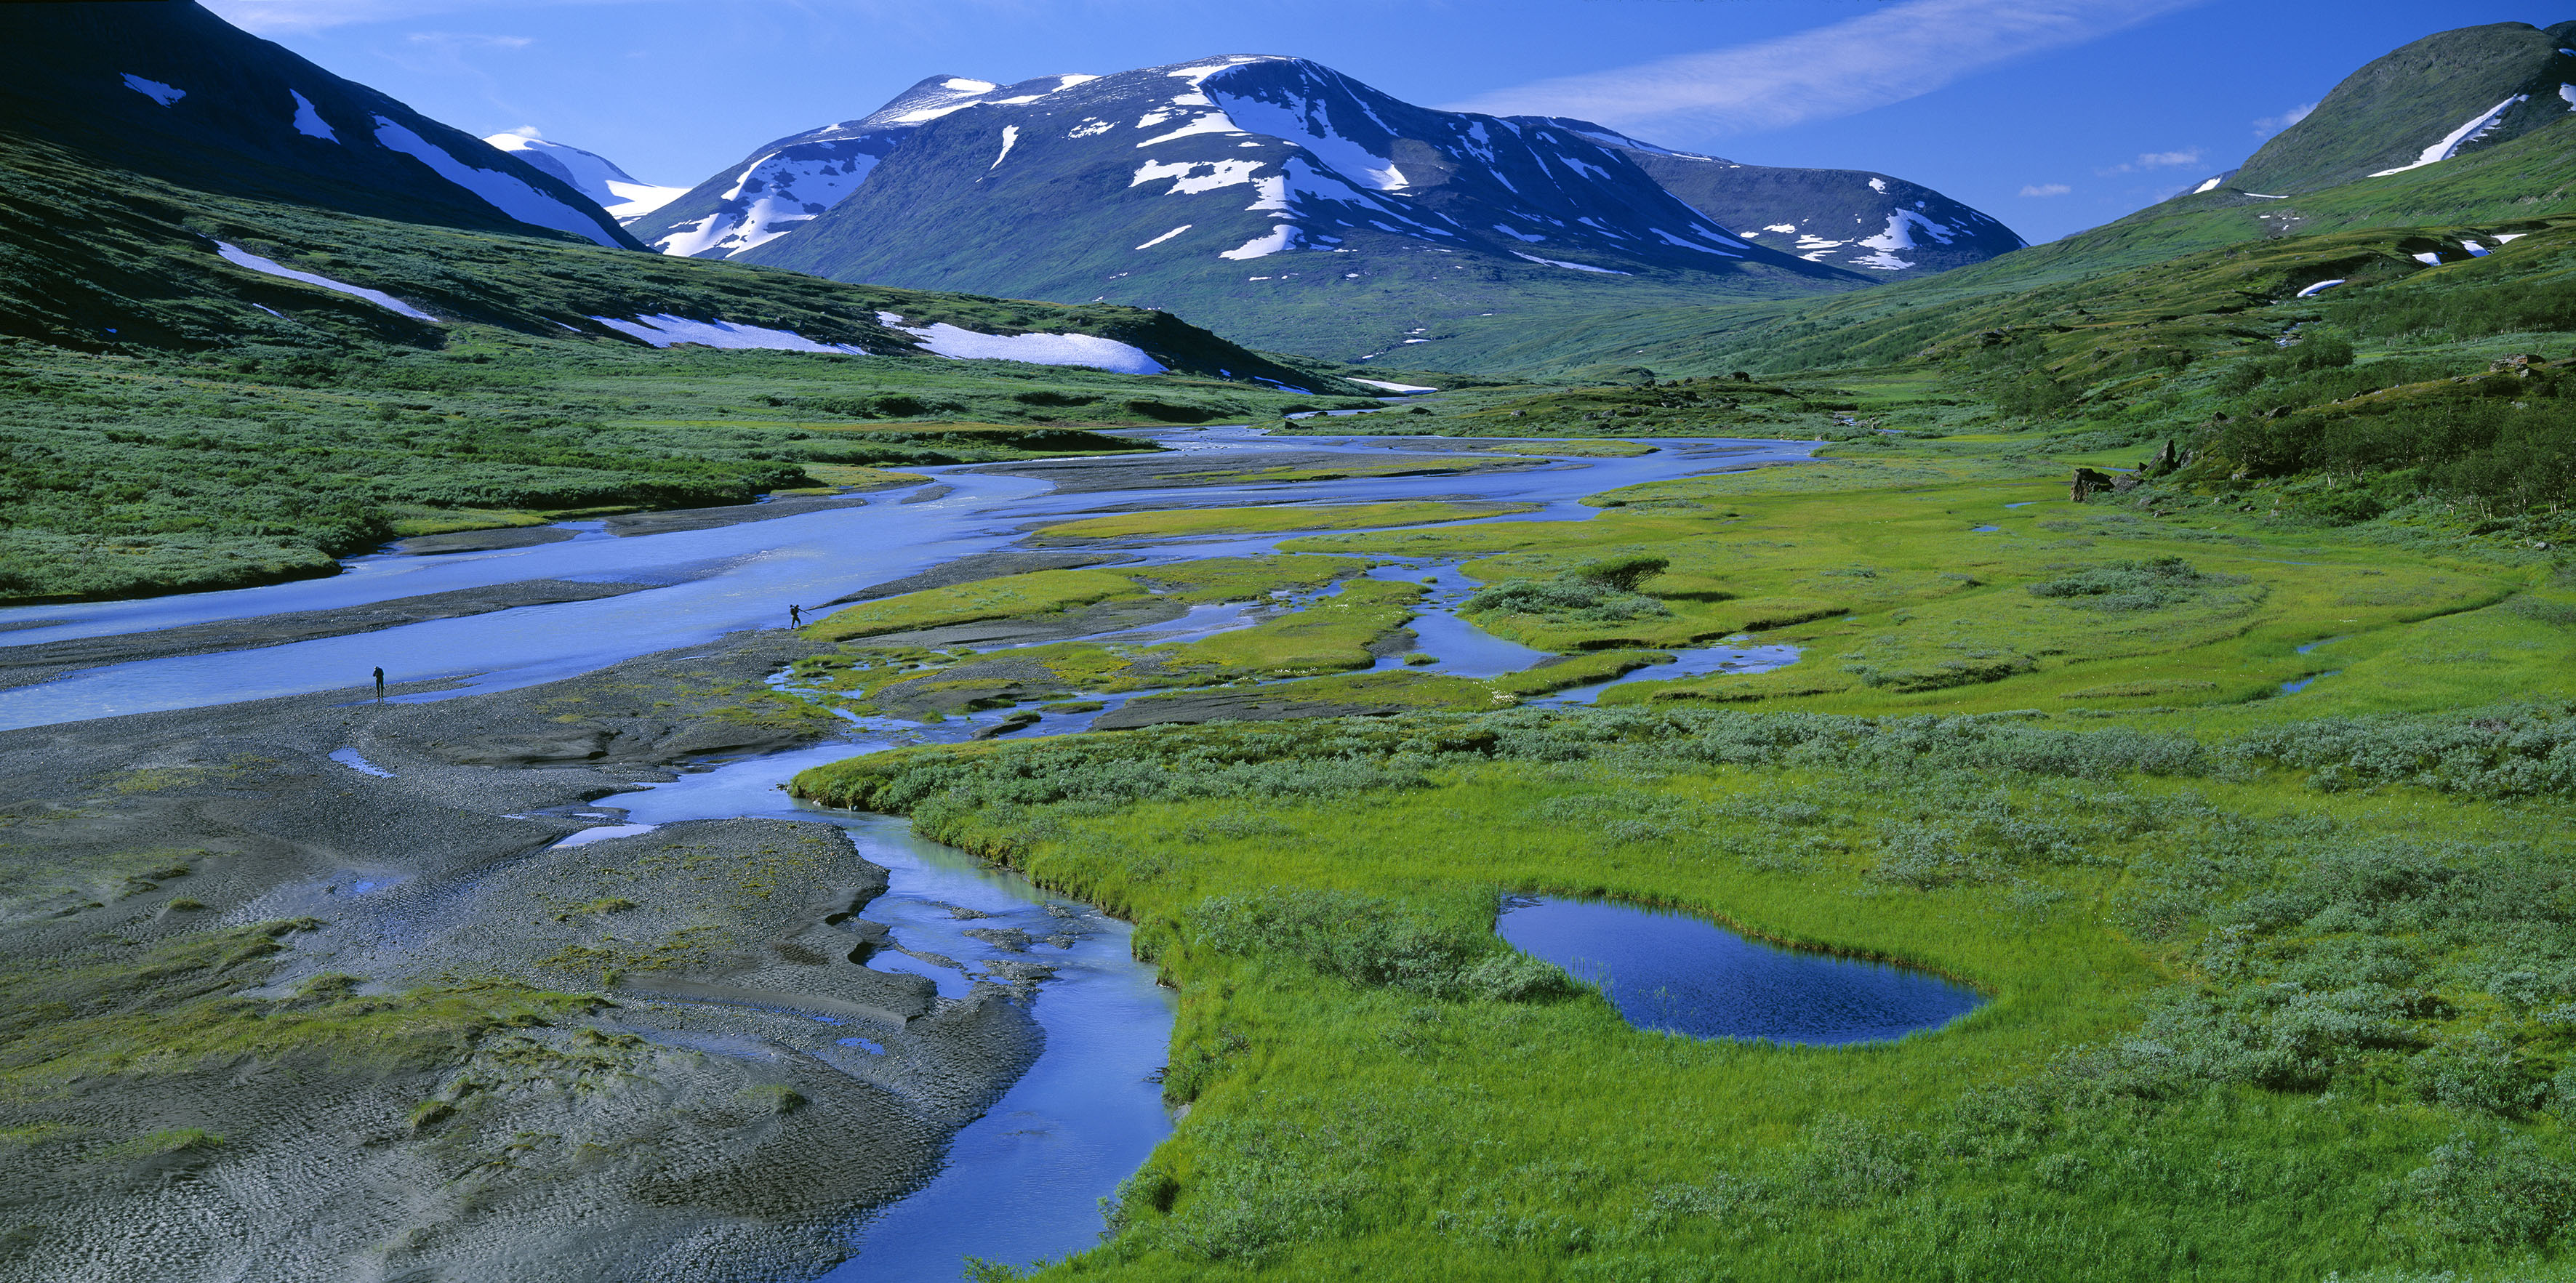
xmin=1496 ymin=897 xmax=1983 ymax=1045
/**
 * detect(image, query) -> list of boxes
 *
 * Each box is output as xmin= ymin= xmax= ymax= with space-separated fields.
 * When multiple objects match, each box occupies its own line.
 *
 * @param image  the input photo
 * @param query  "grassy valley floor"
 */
xmin=778 ymin=422 xmax=2576 ymax=1282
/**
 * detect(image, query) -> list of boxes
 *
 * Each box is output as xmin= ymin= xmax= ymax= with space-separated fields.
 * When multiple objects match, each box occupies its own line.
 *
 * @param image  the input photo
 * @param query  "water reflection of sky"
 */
xmin=1498 ymin=897 xmax=1983 ymax=1045
xmin=0 ymin=430 xmax=1815 ymax=730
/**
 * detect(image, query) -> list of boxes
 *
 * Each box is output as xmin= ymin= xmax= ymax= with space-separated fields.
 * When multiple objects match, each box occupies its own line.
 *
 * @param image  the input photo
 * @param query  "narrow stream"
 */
xmin=0 ymin=425 xmax=1821 ymax=1276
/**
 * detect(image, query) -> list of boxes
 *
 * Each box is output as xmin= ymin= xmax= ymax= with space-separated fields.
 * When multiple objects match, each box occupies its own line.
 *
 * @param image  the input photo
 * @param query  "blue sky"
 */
xmin=211 ymin=0 xmax=2537 ymax=245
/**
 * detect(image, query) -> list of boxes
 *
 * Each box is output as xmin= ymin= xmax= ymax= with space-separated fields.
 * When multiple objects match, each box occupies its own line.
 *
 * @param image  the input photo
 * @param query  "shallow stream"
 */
xmin=0 ymin=423 xmax=1821 ymax=1276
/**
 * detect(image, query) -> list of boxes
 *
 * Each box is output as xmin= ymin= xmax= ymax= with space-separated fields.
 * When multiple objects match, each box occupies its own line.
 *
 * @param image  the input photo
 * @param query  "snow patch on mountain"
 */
xmin=1133 ymin=158 xmax=1263 ymax=194
xmin=659 ymin=146 xmax=884 ymax=256
xmin=372 ymin=118 xmax=622 ymax=247
xmin=1205 ymin=70 xmax=1410 ymax=190
xmin=2371 ymin=94 xmax=2529 ymax=176
xmin=875 ymin=312 xmax=1166 ymax=373
xmin=216 ymin=242 xmax=436 ymax=321
xmin=122 ymin=74 xmax=185 ymax=106
xmin=485 ymin=132 xmax=686 ymax=222
xmin=593 ymin=315 xmax=867 ymax=353
xmin=1352 ymin=379 xmax=1437 ymax=393
xmin=1652 ymin=228 xmax=1740 ymax=256
xmin=1139 ymin=111 xmax=1248 ymax=147
xmin=1221 ymin=225 xmax=1301 ymax=260
xmin=285 ymin=92 xmax=337 ymax=142
xmin=1512 ymin=251 xmax=1627 ymax=274
xmin=991 ymin=124 xmax=1020 ymax=169
xmin=1136 ymin=225 xmax=1192 ymax=249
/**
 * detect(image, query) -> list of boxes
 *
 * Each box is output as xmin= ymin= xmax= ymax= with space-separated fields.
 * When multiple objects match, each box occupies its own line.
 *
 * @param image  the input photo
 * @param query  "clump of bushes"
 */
xmin=2025 ymin=557 xmax=2247 ymax=611
xmin=1189 ymin=888 xmax=1577 ymax=1002
xmin=1463 ymin=555 xmax=1672 ymax=623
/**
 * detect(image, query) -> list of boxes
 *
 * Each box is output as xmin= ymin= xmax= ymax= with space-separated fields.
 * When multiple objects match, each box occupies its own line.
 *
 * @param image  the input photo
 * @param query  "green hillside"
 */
xmin=0 ymin=129 xmax=1381 ymax=604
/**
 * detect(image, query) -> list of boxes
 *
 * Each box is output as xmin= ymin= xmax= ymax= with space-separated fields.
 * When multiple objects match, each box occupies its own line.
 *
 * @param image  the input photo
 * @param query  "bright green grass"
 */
xmin=801 ymin=568 xmax=1146 ymax=642
xmin=799 ymin=707 xmax=2576 ymax=1281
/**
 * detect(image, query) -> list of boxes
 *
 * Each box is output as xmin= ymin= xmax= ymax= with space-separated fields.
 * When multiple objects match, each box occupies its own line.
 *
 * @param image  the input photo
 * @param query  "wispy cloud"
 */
xmin=209 ymin=0 xmax=642 ymax=33
xmin=2253 ymin=101 xmax=2317 ymax=138
xmin=2096 ymin=148 xmax=2202 ymax=175
xmin=2019 ymin=183 xmax=2072 ymax=197
xmin=406 ymin=31 xmax=535 ymax=50
xmin=1443 ymin=0 xmax=2212 ymax=134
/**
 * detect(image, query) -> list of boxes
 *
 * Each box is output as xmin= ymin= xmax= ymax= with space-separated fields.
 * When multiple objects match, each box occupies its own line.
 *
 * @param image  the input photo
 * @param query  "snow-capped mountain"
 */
xmin=1553 ymin=126 xmax=2024 ymax=277
xmin=628 ymin=56 xmax=2021 ymax=353
xmin=0 ymin=2 xmax=638 ymax=251
xmin=2226 ymin=21 xmax=2576 ymax=196
xmin=483 ymin=132 xmax=687 ymax=223
xmin=628 ymin=73 xmax=1104 ymax=259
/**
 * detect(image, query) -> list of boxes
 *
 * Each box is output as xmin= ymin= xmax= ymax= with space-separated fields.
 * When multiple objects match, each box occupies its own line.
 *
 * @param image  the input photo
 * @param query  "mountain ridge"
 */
xmin=483 ymin=132 xmax=688 ymax=224
xmin=0 ymin=1 xmax=642 ymax=251
xmin=625 ymin=54 xmax=2023 ymax=355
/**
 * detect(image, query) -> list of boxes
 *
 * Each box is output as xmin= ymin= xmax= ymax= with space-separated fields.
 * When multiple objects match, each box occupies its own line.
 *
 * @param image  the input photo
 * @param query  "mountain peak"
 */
xmin=625 ymin=53 xmax=2017 ymax=356
xmin=2233 ymin=20 xmax=2576 ymax=193
xmin=481 ymin=132 xmax=686 ymax=223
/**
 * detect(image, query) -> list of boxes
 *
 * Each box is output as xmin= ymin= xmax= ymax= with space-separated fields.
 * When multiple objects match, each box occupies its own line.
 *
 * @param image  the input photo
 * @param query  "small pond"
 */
xmin=1496 ymin=897 xmax=1983 ymax=1045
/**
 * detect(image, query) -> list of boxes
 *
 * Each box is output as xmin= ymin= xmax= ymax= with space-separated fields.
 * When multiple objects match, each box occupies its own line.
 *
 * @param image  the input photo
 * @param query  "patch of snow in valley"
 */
xmin=1135 ymin=225 xmax=1192 ymax=249
xmin=2371 ymin=94 xmax=2529 ymax=177
xmin=875 ymin=312 xmax=1165 ymax=374
xmin=371 ymin=118 xmax=623 ymax=247
xmin=2294 ymin=278 xmax=2346 ymax=297
xmin=2562 ymin=84 xmax=2576 ymax=110
xmin=2413 ymin=252 xmax=2444 ymax=265
xmin=2496 ymin=232 xmax=2528 ymax=243
xmin=1510 ymin=251 xmax=1626 ymax=274
xmin=290 ymin=91 xmax=337 ymax=142
xmin=214 ymin=243 xmax=438 ymax=321
xmin=593 ymin=315 xmax=867 ymax=353
xmin=1762 ymin=222 xmax=1798 ymax=233
xmin=122 ymin=74 xmax=185 ymax=106
xmin=1493 ymin=223 xmax=1546 ymax=242
xmin=1352 ymin=379 xmax=1437 ymax=393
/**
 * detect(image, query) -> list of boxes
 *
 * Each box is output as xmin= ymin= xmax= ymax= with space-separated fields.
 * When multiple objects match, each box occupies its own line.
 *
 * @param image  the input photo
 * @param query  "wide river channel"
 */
xmin=0 ymin=419 xmax=1827 ymax=1278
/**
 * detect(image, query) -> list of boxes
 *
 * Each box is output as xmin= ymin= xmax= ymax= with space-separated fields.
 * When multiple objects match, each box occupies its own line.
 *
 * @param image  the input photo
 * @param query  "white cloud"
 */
xmin=2019 ymin=183 xmax=2072 ymax=197
xmin=2096 ymin=148 xmax=2202 ymax=175
xmin=2253 ymin=102 xmax=2318 ymax=138
xmin=208 ymin=1 xmax=523 ymax=33
xmin=1442 ymin=0 xmax=2213 ymax=134
xmin=406 ymin=31 xmax=534 ymax=49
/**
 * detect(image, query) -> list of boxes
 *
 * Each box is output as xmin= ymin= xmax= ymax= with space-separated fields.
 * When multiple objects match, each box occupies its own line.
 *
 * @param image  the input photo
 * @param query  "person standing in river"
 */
xmin=372 ymin=666 xmax=385 ymax=699
xmin=788 ymin=604 xmax=803 ymax=627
